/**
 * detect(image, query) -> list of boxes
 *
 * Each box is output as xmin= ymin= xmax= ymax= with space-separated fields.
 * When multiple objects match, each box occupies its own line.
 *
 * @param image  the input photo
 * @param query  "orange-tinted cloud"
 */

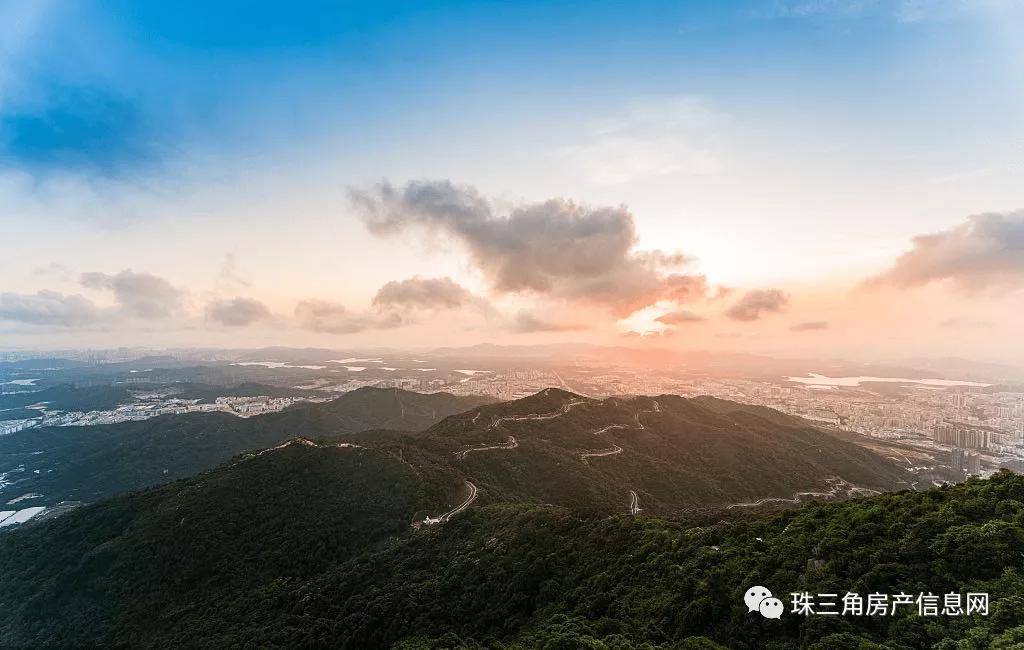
xmin=725 ymin=289 xmax=789 ymax=321
xmin=868 ymin=211 xmax=1024 ymax=292
xmin=205 ymin=297 xmax=273 ymax=327
xmin=351 ymin=179 xmax=709 ymax=316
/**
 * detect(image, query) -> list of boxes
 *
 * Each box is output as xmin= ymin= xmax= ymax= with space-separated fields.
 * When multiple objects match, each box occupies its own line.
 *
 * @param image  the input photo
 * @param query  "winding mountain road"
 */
xmin=580 ymin=443 xmax=623 ymax=463
xmin=591 ymin=424 xmax=627 ymax=436
xmin=422 ymin=481 xmax=478 ymax=525
xmin=487 ymin=399 xmax=588 ymax=430
xmin=455 ymin=435 xmax=518 ymax=459
xmin=726 ymin=476 xmax=879 ymax=509
xmin=629 ymin=490 xmax=640 ymax=515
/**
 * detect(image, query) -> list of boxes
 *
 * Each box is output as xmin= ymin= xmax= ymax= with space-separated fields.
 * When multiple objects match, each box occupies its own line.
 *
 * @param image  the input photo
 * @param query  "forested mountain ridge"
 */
xmin=0 ymin=388 xmax=934 ymax=648
xmin=420 ymin=388 xmax=912 ymax=514
xmin=1 ymin=437 xmax=1022 ymax=648
xmin=0 ymin=387 xmax=493 ymax=507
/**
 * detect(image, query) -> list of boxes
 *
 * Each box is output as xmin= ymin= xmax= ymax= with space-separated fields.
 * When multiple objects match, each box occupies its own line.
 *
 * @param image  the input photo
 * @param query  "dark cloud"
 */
xmin=0 ymin=86 xmax=160 ymax=177
xmin=351 ymin=180 xmax=709 ymax=315
xmin=725 ymin=289 xmax=789 ymax=321
xmin=790 ymin=320 xmax=829 ymax=331
xmin=294 ymin=299 xmax=403 ymax=334
xmin=655 ymin=309 xmax=705 ymax=325
xmin=0 ymin=290 xmax=102 ymax=327
xmin=205 ymin=297 xmax=273 ymax=327
xmin=372 ymin=276 xmax=490 ymax=312
xmin=868 ymin=211 xmax=1024 ymax=292
xmin=509 ymin=311 xmax=586 ymax=333
xmin=80 ymin=269 xmax=182 ymax=319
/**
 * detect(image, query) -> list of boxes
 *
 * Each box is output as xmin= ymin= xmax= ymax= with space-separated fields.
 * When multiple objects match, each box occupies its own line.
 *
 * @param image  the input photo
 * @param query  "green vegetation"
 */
xmin=420 ymin=390 xmax=912 ymax=514
xmin=0 ymin=406 xmax=41 ymax=422
xmin=172 ymin=381 xmax=332 ymax=402
xmin=0 ymin=441 xmax=459 ymax=646
xmin=0 ymin=387 xmax=492 ymax=507
xmin=2 ymin=444 xmax=1022 ymax=647
xmin=0 ymin=384 xmax=130 ymax=412
xmin=1 ymin=389 xmax=1004 ymax=648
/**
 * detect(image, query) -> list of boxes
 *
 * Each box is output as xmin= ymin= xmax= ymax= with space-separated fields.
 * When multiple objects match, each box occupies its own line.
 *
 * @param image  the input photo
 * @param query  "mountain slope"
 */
xmin=418 ymin=388 xmax=912 ymax=514
xmin=0 ymin=439 xmax=460 ymax=646
xmin=2 ymin=442 xmax=1022 ymax=648
xmin=321 ymin=386 xmax=494 ymax=431
xmin=0 ymin=387 xmax=491 ymax=508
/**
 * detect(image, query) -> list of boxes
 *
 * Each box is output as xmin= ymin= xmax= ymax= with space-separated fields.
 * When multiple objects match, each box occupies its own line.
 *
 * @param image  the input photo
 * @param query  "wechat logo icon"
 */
xmin=745 ymin=586 xmax=784 ymax=619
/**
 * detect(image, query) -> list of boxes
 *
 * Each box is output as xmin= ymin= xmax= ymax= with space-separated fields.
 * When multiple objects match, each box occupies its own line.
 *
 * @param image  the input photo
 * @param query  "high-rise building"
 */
xmin=966 ymin=452 xmax=982 ymax=476
xmin=951 ymin=448 xmax=967 ymax=477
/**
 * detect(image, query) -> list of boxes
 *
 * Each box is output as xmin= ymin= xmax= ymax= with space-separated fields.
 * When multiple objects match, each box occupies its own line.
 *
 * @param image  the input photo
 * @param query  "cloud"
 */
xmin=216 ymin=253 xmax=252 ymax=292
xmin=725 ymin=289 xmax=789 ymax=321
xmin=557 ymin=96 xmax=726 ymax=185
xmin=867 ymin=211 xmax=1024 ymax=292
xmin=80 ymin=269 xmax=183 ymax=319
xmin=622 ymin=328 xmax=677 ymax=339
xmin=0 ymin=86 xmax=160 ymax=177
xmin=205 ymin=297 xmax=273 ymax=327
xmin=760 ymin=0 xmax=1014 ymax=21
xmin=294 ymin=299 xmax=403 ymax=334
xmin=30 ymin=262 xmax=73 ymax=281
xmin=939 ymin=317 xmax=995 ymax=329
xmin=655 ymin=309 xmax=705 ymax=325
xmin=509 ymin=311 xmax=587 ymax=333
xmin=372 ymin=276 xmax=490 ymax=313
xmin=761 ymin=0 xmax=879 ymax=18
xmin=790 ymin=320 xmax=829 ymax=331
xmin=714 ymin=332 xmax=745 ymax=339
xmin=352 ymin=179 xmax=709 ymax=316
xmin=0 ymin=290 xmax=102 ymax=327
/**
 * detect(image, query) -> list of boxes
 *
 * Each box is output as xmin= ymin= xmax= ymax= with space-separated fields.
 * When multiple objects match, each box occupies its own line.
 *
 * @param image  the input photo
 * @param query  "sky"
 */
xmin=0 ymin=0 xmax=1022 ymax=363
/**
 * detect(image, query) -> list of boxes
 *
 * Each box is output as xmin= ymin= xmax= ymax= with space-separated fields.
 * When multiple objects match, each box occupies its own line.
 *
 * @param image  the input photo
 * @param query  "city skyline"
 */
xmin=1 ymin=1 xmax=1022 ymax=363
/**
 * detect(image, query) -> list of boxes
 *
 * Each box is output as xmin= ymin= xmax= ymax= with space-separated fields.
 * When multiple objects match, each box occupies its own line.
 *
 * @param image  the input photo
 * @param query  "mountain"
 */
xmin=0 ymin=384 xmax=131 ymax=414
xmin=0 ymin=387 xmax=493 ymax=508
xmin=903 ymin=356 xmax=1024 ymax=383
xmin=320 ymin=386 xmax=494 ymax=431
xmin=173 ymin=381 xmax=332 ymax=402
xmin=1 ymin=430 xmax=1021 ymax=647
xmin=416 ymin=388 xmax=912 ymax=514
xmin=0 ymin=439 xmax=459 ymax=646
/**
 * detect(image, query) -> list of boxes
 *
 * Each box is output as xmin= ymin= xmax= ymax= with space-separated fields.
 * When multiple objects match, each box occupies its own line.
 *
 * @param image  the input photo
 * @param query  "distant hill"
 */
xmin=1 ymin=429 xmax=1021 ymax=647
xmin=0 ymin=387 xmax=493 ymax=508
xmin=0 ymin=384 xmax=131 ymax=414
xmin=173 ymin=381 xmax=332 ymax=402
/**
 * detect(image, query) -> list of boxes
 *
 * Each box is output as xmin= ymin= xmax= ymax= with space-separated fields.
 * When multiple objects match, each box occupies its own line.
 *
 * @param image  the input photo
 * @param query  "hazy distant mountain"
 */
xmin=0 ymin=387 xmax=493 ymax=508
xmin=902 ymin=356 xmax=1024 ymax=383
xmin=0 ymin=384 xmax=131 ymax=416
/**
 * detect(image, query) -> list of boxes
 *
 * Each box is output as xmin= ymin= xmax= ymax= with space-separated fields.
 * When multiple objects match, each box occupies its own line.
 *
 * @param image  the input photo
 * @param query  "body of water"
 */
xmin=786 ymin=373 xmax=990 ymax=388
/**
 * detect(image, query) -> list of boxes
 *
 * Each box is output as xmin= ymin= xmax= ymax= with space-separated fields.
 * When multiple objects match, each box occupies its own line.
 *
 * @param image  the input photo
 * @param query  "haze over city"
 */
xmin=1 ymin=0 xmax=1022 ymax=364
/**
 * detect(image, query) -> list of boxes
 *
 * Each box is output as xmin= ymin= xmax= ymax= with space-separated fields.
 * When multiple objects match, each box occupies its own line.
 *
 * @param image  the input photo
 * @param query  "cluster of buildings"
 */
xmin=442 ymin=365 xmax=1024 ymax=481
xmin=5 ymin=354 xmax=1023 ymax=484
xmin=6 ymin=394 xmax=332 ymax=430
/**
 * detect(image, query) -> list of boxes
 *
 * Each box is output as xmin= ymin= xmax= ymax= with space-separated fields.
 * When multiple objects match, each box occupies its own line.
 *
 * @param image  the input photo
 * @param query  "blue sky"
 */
xmin=4 ymin=0 xmax=1016 ymax=177
xmin=0 ymin=0 xmax=1022 ymax=360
